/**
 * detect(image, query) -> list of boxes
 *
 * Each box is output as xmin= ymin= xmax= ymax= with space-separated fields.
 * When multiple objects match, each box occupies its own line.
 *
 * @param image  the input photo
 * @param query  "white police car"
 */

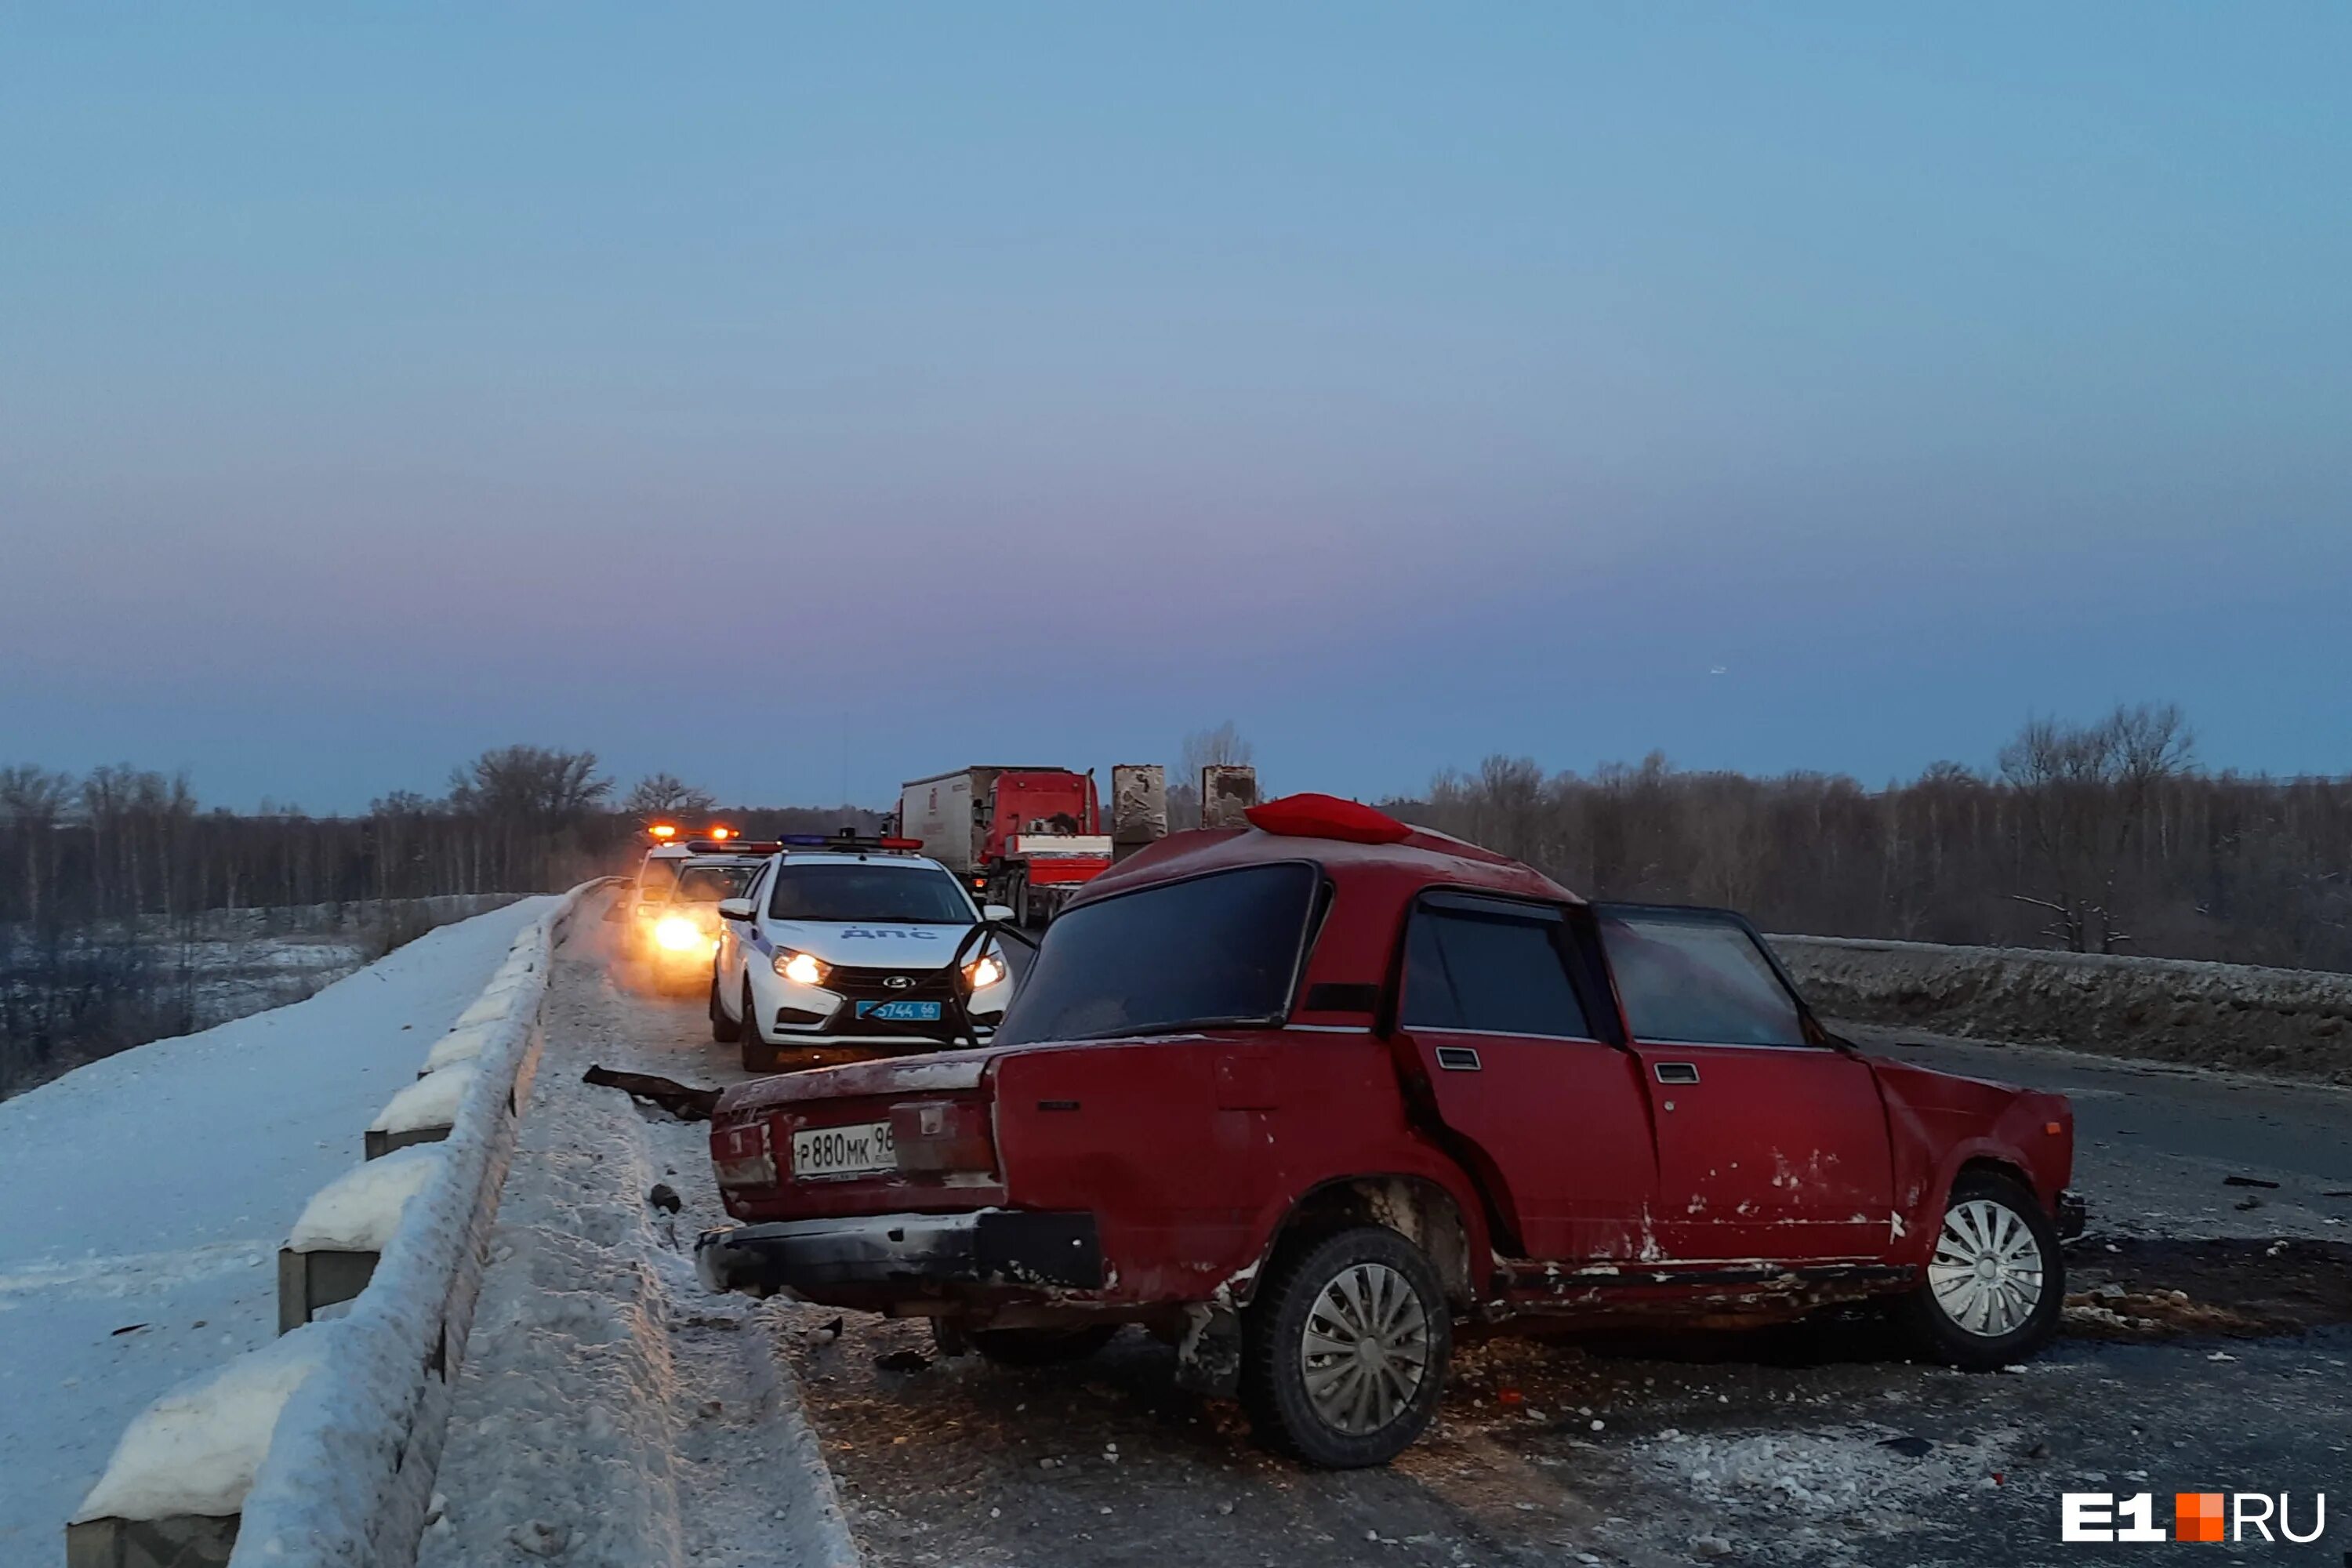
xmin=710 ymin=834 xmax=1017 ymax=1073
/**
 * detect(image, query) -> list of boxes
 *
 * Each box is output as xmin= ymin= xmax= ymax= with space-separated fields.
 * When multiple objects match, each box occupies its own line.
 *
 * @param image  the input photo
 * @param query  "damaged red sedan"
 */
xmin=698 ymin=793 xmax=2082 ymax=1467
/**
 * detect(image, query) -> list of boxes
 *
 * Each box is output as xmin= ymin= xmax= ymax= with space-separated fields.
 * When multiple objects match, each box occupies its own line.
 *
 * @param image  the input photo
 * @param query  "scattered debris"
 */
xmin=2223 ymin=1176 xmax=2281 ymax=1189
xmin=875 ymin=1349 xmax=931 ymax=1373
xmin=109 ymin=1323 xmax=148 ymax=1337
xmin=581 ymin=1065 xmax=719 ymax=1121
xmin=1879 ymin=1435 xmax=1934 ymax=1457
xmin=647 ymin=1181 xmax=682 ymax=1213
xmin=507 ymin=1519 xmax=571 ymax=1558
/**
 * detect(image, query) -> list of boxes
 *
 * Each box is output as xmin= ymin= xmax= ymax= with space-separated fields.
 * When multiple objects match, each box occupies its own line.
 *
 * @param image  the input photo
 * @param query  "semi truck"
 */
xmin=896 ymin=767 xmax=1112 ymax=926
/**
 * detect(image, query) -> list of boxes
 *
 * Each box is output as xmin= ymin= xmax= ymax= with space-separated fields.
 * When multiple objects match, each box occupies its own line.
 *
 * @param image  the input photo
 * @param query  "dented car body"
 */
xmin=699 ymin=797 xmax=2082 ymax=1465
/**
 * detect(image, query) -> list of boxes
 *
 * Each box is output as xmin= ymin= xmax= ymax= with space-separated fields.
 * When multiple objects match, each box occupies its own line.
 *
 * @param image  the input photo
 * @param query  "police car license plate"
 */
xmin=855 ymin=1000 xmax=942 ymax=1022
xmin=792 ymin=1120 xmax=896 ymax=1179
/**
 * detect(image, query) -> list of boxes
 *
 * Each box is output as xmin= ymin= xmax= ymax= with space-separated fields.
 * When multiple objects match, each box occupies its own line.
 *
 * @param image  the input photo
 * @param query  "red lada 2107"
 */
xmin=698 ymin=793 xmax=2082 ymax=1467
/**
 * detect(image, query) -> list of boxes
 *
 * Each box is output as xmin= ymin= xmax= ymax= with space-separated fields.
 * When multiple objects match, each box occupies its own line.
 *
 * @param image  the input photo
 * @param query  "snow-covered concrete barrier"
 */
xmin=1772 ymin=933 xmax=2352 ymax=1080
xmin=278 ymin=1146 xmax=447 ymax=1332
xmin=66 ymin=884 xmax=603 ymax=1568
xmin=363 ymin=1063 xmax=475 ymax=1157
xmin=67 ymin=1327 xmax=337 ymax=1568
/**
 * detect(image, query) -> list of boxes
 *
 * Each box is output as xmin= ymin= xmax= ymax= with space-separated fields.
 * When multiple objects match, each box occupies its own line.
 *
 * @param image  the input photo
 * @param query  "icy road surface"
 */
xmin=0 ymin=897 xmax=554 ymax=1560
xmin=439 ymin=909 xmax=2352 ymax=1568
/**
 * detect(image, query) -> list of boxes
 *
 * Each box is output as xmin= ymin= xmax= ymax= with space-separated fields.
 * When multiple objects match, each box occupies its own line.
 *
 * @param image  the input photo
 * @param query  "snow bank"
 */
xmin=452 ymin=978 xmax=535 ymax=1029
xmin=419 ymin=1022 xmax=498 ymax=1074
xmin=1772 ymin=934 xmax=2352 ymax=1081
xmin=73 ymin=1326 xmax=336 ymax=1525
xmin=368 ymin=1065 xmax=475 ymax=1139
xmin=288 ymin=1147 xmax=445 ymax=1253
xmin=223 ymin=886 xmax=598 ymax=1567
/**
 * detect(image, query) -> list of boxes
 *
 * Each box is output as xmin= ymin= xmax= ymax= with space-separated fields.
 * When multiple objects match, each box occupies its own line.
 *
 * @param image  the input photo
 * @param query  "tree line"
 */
xmin=1386 ymin=704 xmax=2352 ymax=973
xmin=0 ymin=746 xmax=877 ymax=1096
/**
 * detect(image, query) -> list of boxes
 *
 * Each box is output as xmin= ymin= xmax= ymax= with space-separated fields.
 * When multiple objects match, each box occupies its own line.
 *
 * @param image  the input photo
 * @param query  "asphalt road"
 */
xmin=503 ymin=907 xmax=2352 ymax=1568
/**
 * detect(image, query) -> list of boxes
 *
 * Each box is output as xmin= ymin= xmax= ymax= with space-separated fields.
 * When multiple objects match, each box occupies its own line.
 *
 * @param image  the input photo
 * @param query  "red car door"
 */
xmin=1392 ymin=893 xmax=1657 ymax=1263
xmin=1597 ymin=906 xmax=1895 ymax=1264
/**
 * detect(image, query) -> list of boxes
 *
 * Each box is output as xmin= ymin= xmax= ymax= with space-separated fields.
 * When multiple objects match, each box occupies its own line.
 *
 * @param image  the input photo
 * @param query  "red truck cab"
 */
xmin=699 ymin=795 xmax=2080 ymax=1466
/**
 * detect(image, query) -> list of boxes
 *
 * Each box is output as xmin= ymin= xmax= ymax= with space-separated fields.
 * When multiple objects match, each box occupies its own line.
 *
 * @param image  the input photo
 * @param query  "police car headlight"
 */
xmin=775 ymin=949 xmax=828 ymax=986
xmin=963 ymin=953 xmax=1006 ymax=990
xmin=654 ymin=915 xmax=703 ymax=952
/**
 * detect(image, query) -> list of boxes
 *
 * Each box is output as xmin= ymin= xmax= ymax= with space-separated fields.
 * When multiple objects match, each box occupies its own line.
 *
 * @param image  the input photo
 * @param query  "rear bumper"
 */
xmin=695 ymin=1210 xmax=1103 ymax=1297
xmin=2056 ymin=1189 xmax=2088 ymax=1240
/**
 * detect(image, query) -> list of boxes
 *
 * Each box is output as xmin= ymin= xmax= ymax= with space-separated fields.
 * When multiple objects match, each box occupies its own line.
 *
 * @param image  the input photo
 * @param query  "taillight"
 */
xmin=713 ymin=1120 xmax=776 ymax=1189
xmin=888 ymin=1098 xmax=995 ymax=1174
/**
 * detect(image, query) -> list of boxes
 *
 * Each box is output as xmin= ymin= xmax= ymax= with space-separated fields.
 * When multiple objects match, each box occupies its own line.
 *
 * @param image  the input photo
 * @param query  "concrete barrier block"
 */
xmin=65 ymin=1514 xmax=237 ymax=1568
xmin=362 ymin=1123 xmax=450 ymax=1159
xmin=276 ymin=1247 xmax=380 ymax=1334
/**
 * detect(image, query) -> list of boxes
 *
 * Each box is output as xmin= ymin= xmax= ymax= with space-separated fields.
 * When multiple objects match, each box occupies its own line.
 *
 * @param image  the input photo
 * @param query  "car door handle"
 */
xmin=1654 ymin=1062 xmax=1700 ymax=1085
xmin=1435 ymin=1046 xmax=1482 ymax=1072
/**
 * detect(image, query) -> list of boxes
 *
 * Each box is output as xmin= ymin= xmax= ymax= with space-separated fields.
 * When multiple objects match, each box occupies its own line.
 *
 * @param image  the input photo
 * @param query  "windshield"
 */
xmin=994 ymin=862 xmax=1319 ymax=1045
xmin=636 ymin=858 xmax=681 ymax=898
xmin=767 ymin=862 xmax=975 ymax=924
xmin=673 ymin=864 xmax=755 ymax=902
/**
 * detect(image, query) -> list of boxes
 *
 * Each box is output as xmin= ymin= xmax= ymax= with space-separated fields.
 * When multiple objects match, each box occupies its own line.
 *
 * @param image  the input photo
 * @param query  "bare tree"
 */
xmin=621 ymin=773 xmax=717 ymax=822
xmin=1998 ymin=703 xmax=2194 ymax=952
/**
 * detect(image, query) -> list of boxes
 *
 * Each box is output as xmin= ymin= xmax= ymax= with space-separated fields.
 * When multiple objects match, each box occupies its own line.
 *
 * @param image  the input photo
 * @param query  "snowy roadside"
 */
xmin=0 ymin=897 xmax=554 ymax=1561
xmin=420 ymin=898 xmax=855 ymax=1568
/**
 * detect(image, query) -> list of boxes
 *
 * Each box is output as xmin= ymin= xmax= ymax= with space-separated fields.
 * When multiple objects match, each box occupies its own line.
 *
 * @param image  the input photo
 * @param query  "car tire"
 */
xmin=1240 ymin=1225 xmax=1451 ymax=1468
xmin=967 ymin=1323 xmax=1122 ymax=1366
xmin=739 ymin=979 xmax=776 ymax=1074
xmin=1894 ymin=1171 xmax=2064 ymax=1371
xmin=709 ymin=970 xmax=738 ymax=1043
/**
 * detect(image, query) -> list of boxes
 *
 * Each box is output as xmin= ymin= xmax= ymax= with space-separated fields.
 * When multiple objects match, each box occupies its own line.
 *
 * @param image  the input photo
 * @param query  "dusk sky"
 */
xmin=4 ymin=5 xmax=2347 ymax=812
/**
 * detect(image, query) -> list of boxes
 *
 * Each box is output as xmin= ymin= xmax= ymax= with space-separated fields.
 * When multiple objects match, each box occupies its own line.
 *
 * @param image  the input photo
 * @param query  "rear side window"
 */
xmin=995 ymin=863 xmax=1319 ymax=1044
xmin=1402 ymin=902 xmax=1591 ymax=1039
xmin=1599 ymin=909 xmax=1807 ymax=1047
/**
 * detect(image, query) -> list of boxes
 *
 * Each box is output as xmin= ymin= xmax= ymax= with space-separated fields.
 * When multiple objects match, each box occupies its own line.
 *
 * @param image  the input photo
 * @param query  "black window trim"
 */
xmin=1387 ymin=886 xmax=1619 ymax=1047
xmin=1590 ymin=901 xmax=1838 ymax=1051
xmin=1011 ymin=858 xmax=1330 ymax=1041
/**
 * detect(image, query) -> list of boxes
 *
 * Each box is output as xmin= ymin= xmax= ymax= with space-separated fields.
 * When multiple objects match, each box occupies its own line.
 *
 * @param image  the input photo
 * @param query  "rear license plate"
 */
xmin=791 ymin=1120 xmax=896 ymax=1179
xmin=854 ymin=1000 xmax=942 ymax=1022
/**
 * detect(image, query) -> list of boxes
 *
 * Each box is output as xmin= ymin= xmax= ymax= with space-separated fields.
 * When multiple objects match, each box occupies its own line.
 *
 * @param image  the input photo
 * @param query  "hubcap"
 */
xmin=1300 ymin=1262 xmax=1430 ymax=1435
xmin=1927 ymin=1198 xmax=2045 ymax=1338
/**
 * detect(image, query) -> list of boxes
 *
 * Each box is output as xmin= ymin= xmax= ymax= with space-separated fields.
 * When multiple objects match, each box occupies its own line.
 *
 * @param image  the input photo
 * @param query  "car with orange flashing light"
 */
xmin=695 ymin=793 xmax=2084 ymax=1468
xmin=625 ymin=848 xmax=767 ymax=993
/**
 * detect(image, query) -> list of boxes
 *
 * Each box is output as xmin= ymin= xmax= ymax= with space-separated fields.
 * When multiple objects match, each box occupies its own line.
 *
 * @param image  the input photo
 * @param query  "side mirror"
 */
xmin=982 ymin=904 xmax=1016 ymax=923
xmin=717 ymin=898 xmax=756 ymax=922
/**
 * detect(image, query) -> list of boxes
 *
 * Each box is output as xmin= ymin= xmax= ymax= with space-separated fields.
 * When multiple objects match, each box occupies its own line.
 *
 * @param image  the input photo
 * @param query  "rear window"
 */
xmin=768 ymin=863 xmax=974 ymax=924
xmin=674 ymin=864 xmax=755 ymax=902
xmin=994 ymin=863 xmax=1319 ymax=1044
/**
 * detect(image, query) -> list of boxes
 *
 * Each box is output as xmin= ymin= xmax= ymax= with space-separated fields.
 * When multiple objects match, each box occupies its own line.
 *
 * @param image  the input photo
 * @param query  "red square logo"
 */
xmin=2175 ymin=1492 xmax=2225 ymax=1542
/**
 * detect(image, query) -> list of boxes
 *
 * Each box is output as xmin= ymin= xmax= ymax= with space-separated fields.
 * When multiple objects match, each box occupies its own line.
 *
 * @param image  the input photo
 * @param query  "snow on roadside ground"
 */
xmin=0 ymin=897 xmax=553 ymax=1560
xmin=420 ymin=909 xmax=855 ymax=1568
